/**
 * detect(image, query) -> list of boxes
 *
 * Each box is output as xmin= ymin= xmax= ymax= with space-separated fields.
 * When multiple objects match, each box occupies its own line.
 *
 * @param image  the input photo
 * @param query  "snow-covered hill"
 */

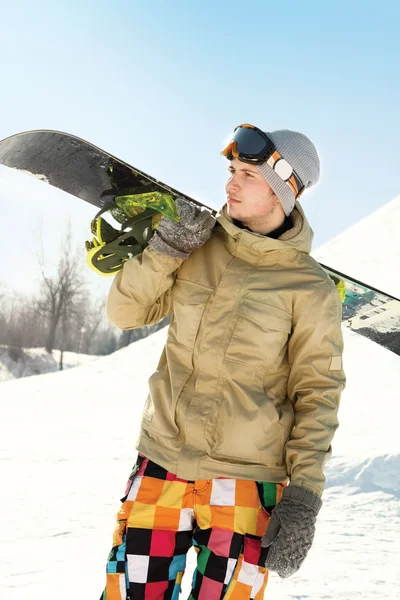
xmin=1 ymin=328 xmax=398 ymax=600
xmin=0 ymin=345 xmax=96 ymax=382
xmin=313 ymin=194 xmax=400 ymax=298
xmin=1 ymin=195 xmax=400 ymax=600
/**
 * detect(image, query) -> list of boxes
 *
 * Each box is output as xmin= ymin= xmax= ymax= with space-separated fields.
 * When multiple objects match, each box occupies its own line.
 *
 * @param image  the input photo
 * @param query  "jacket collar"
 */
xmin=216 ymin=201 xmax=314 ymax=264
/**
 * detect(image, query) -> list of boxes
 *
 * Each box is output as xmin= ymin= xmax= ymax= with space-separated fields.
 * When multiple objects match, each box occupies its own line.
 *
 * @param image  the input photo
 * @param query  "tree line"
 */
xmin=0 ymin=227 xmax=168 ymax=368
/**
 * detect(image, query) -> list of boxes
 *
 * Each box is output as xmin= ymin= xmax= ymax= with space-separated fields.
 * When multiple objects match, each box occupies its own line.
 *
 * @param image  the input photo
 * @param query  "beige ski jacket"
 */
xmin=107 ymin=202 xmax=345 ymax=496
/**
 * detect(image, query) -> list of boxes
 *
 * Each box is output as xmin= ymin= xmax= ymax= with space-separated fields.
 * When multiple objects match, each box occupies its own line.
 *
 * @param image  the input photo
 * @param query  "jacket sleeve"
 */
xmin=286 ymin=279 xmax=346 ymax=497
xmin=106 ymin=246 xmax=185 ymax=330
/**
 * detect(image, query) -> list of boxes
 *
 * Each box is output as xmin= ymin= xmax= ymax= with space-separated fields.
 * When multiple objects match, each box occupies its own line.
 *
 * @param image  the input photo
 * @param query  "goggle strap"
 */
xmin=266 ymin=152 xmax=304 ymax=198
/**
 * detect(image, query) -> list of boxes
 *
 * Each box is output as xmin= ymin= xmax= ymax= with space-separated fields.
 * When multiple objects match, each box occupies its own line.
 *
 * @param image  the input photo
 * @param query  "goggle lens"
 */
xmin=231 ymin=126 xmax=271 ymax=157
xmin=221 ymin=124 xmax=305 ymax=198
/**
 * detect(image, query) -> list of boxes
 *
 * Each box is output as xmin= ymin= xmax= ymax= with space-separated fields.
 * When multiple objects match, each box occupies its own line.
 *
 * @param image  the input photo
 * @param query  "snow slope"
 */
xmin=0 ymin=346 xmax=96 ymax=382
xmin=1 ymin=196 xmax=400 ymax=599
xmin=1 ymin=328 xmax=399 ymax=600
xmin=312 ymin=194 xmax=400 ymax=298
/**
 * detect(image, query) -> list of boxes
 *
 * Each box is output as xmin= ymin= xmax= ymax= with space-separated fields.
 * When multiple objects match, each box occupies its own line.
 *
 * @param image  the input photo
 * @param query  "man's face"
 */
xmin=225 ymin=158 xmax=284 ymax=229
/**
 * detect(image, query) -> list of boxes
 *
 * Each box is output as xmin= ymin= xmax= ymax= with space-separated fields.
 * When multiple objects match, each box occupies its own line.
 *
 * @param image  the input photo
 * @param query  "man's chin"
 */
xmin=226 ymin=203 xmax=241 ymax=219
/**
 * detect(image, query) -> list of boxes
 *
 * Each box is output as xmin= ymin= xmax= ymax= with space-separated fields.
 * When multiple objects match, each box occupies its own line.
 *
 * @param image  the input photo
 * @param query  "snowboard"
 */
xmin=0 ymin=129 xmax=399 ymax=356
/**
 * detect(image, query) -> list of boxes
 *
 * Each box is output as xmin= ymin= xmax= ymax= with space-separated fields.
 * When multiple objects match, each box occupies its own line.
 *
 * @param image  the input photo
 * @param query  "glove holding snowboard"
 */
xmin=149 ymin=197 xmax=216 ymax=259
xmin=262 ymin=485 xmax=322 ymax=578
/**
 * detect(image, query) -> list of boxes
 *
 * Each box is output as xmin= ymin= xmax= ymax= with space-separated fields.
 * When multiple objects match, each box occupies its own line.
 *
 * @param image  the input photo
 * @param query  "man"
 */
xmin=102 ymin=124 xmax=346 ymax=600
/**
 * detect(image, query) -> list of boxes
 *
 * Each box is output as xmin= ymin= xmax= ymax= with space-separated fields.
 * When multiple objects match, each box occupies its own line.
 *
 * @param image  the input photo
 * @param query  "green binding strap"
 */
xmin=85 ymin=206 xmax=158 ymax=276
xmin=115 ymin=191 xmax=179 ymax=222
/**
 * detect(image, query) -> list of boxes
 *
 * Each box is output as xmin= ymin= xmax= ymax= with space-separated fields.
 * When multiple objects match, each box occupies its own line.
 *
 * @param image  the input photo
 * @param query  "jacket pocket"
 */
xmin=225 ymin=296 xmax=292 ymax=370
xmin=211 ymin=394 xmax=287 ymax=466
xmin=169 ymin=278 xmax=213 ymax=349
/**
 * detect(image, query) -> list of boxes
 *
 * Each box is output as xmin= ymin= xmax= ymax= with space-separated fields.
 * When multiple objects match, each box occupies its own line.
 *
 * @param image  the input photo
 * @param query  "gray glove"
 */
xmin=262 ymin=485 xmax=322 ymax=578
xmin=148 ymin=197 xmax=216 ymax=259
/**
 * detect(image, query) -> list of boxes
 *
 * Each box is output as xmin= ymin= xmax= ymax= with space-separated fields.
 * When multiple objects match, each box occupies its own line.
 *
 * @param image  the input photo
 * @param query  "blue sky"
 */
xmin=1 ymin=0 xmax=399 ymax=293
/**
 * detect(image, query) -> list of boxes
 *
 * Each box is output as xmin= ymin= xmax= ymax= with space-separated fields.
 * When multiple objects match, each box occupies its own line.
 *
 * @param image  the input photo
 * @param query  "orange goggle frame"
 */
xmin=221 ymin=123 xmax=304 ymax=198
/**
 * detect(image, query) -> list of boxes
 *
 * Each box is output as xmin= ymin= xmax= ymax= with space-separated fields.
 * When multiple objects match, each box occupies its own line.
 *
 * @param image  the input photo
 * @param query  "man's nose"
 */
xmin=227 ymin=176 xmax=240 ymax=192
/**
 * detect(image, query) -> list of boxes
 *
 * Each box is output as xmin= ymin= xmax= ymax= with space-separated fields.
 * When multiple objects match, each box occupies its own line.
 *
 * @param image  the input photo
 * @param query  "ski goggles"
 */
xmin=221 ymin=123 xmax=304 ymax=198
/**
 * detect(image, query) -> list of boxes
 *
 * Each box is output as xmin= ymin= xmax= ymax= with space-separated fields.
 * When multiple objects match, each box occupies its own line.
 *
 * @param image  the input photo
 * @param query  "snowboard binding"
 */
xmin=85 ymin=191 xmax=179 ymax=275
xmin=329 ymin=273 xmax=346 ymax=302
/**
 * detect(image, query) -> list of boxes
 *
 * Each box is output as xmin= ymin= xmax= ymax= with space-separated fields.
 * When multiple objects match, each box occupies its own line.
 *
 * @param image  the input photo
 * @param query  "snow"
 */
xmin=0 ymin=345 xmax=96 ymax=382
xmin=312 ymin=194 xmax=400 ymax=298
xmin=16 ymin=169 xmax=50 ymax=184
xmin=1 ymin=196 xmax=400 ymax=599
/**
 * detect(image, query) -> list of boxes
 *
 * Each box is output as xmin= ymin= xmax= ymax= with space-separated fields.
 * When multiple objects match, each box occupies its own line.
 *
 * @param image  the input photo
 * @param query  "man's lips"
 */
xmin=227 ymin=197 xmax=241 ymax=203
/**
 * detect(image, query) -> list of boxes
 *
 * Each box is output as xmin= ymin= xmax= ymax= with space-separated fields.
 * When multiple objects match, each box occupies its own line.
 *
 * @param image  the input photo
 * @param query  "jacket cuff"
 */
xmin=282 ymin=485 xmax=323 ymax=513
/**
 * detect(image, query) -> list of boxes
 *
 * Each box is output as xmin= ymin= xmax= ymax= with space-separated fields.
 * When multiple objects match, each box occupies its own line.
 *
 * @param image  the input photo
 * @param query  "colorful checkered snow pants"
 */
xmin=101 ymin=455 xmax=285 ymax=600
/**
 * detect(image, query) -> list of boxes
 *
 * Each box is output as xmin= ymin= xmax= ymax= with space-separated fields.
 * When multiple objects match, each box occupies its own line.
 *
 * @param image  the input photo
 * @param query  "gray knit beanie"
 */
xmin=256 ymin=130 xmax=320 ymax=216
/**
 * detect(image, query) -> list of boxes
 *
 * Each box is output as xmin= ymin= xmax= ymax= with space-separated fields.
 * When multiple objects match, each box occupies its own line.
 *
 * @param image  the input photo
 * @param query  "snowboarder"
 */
xmin=101 ymin=124 xmax=346 ymax=599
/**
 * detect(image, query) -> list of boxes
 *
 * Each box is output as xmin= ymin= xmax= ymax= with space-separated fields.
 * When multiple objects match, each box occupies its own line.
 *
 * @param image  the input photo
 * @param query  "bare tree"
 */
xmin=80 ymin=295 xmax=107 ymax=354
xmin=36 ymin=223 xmax=86 ymax=354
